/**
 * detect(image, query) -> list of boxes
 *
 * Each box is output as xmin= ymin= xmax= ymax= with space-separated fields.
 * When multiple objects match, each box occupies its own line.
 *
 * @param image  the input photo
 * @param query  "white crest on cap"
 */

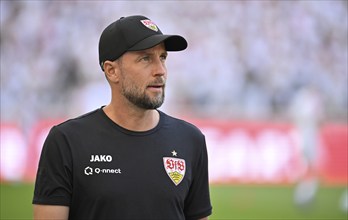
xmin=140 ymin=19 xmax=158 ymax=32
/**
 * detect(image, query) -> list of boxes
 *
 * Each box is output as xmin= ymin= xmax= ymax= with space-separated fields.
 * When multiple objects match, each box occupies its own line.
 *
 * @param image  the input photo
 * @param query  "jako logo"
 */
xmin=90 ymin=155 xmax=112 ymax=162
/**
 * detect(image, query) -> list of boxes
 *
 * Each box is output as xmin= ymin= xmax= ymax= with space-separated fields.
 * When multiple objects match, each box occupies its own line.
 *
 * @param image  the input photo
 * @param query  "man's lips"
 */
xmin=148 ymin=84 xmax=164 ymax=88
xmin=147 ymin=84 xmax=164 ymax=92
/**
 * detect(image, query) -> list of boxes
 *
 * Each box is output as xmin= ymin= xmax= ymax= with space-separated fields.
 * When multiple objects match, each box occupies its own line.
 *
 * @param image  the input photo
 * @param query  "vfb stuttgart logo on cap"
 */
xmin=163 ymin=157 xmax=186 ymax=186
xmin=140 ymin=19 xmax=158 ymax=32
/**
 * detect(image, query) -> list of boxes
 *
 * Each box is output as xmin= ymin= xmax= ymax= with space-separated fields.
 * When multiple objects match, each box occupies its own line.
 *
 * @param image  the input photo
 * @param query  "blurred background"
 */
xmin=1 ymin=0 xmax=347 ymax=219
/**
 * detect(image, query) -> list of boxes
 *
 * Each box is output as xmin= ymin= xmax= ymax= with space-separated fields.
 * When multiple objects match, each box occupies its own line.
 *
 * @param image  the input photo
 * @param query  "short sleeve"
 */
xmin=184 ymin=136 xmax=212 ymax=219
xmin=32 ymin=126 xmax=73 ymax=206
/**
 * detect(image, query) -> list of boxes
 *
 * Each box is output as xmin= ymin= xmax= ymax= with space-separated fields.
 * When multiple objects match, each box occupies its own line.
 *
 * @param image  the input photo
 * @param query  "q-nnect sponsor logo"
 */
xmin=84 ymin=166 xmax=122 ymax=176
xmin=85 ymin=155 xmax=121 ymax=176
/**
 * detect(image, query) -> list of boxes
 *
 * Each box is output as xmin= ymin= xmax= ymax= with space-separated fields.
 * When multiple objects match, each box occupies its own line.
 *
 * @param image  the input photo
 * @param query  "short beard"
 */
xmin=122 ymin=84 xmax=165 ymax=109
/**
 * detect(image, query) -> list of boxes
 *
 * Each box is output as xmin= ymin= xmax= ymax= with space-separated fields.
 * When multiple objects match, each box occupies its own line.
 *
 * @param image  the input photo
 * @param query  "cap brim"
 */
xmin=128 ymin=35 xmax=187 ymax=52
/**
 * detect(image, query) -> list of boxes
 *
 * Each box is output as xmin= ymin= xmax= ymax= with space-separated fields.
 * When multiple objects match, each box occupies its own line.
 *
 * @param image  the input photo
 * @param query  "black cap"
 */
xmin=98 ymin=15 xmax=188 ymax=70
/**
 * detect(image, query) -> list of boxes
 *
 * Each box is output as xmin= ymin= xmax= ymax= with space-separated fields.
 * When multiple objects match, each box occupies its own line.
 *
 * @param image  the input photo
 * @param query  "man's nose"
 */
xmin=152 ymin=58 xmax=166 ymax=76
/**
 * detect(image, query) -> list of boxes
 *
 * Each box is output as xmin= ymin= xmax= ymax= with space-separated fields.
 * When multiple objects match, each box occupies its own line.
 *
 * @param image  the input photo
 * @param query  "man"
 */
xmin=33 ymin=15 xmax=212 ymax=220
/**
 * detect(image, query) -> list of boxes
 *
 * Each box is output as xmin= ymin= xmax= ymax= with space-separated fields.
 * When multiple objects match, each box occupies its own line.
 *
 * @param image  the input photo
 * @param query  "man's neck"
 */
xmin=102 ymin=103 xmax=160 ymax=132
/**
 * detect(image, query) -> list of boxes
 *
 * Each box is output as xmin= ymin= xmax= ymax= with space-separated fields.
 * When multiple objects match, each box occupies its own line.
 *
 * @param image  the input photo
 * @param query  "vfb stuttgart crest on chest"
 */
xmin=163 ymin=157 xmax=186 ymax=186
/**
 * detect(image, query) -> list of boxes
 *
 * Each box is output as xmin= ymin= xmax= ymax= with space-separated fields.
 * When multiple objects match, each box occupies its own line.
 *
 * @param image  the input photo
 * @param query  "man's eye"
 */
xmin=140 ymin=56 xmax=150 ymax=62
xmin=160 ymin=55 xmax=167 ymax=61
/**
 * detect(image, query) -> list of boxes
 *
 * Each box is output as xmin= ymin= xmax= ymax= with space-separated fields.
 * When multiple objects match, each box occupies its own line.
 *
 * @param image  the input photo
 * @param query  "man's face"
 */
xmin=118 ymin=43 xmax=168 ymax=109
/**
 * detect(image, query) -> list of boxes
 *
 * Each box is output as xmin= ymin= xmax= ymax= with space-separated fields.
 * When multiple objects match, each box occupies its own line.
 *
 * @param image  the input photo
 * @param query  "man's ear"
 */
xmin=103 ymin=60 xmax=120 ymax=83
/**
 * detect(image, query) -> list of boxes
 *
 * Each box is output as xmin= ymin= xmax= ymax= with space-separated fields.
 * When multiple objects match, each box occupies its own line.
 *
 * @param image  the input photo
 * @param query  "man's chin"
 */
xmin=135 ymin=98 xmax=164 ymax=110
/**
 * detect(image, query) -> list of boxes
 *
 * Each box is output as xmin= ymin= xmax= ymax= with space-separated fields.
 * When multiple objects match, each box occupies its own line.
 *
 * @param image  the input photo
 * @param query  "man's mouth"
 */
xmin=147 ymin=85 xmax=164 ymax=90
xmin=148 ymin=84 xmax=164 ymax=88
xmin=147 ymin=84 xmax=164 ymax=92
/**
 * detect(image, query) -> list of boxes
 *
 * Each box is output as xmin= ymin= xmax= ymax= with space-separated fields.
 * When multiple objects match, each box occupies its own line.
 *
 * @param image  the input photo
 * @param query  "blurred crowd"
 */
xmin=1 ymin=1 xmax=347 ymax=133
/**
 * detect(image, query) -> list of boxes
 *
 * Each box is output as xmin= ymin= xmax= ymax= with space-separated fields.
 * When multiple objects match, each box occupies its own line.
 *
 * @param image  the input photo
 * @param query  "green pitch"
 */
xmin=211 ymin=184 xmax=347 ymax=219
xmin=1 ymin=183 xmax=347 ymax=219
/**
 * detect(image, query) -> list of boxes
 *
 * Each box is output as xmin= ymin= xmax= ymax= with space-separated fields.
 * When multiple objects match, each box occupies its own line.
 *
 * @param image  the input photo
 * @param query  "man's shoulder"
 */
xmin=160 ymin=111 xmax=204 ymax=136
xmin=54 ymin=108 xmax=102 ymax=131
